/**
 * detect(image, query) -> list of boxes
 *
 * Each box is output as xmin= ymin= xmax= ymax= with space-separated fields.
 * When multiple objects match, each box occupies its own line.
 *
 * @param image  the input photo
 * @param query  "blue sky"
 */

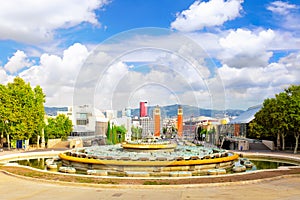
xmin=0 ymin=0 xmax=300 ymax=111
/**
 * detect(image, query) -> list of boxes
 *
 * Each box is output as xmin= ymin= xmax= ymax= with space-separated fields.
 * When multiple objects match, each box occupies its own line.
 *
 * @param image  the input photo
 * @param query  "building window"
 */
xmin=77 ymin=119 xmax=88 ymax=125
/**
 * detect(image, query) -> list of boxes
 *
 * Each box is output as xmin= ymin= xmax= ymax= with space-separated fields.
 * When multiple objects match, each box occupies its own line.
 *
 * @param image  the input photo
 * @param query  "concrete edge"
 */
xmin=1 ymin=169 xmax=300 ymax=189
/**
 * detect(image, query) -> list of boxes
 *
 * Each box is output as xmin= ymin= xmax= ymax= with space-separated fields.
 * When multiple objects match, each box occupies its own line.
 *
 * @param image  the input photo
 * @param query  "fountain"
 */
xmin=58 ymin=139 xmax=239 ymax=177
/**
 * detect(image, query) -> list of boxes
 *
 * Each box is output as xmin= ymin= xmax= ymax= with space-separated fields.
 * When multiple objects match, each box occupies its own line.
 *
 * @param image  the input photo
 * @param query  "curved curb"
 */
xmin=1 ymin=169 xmax=300 ymax=189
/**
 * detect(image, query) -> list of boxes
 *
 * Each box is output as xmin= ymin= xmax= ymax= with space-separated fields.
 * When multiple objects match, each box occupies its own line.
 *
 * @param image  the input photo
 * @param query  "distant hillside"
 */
xmin=44 ymin=105 xmax=244 ymax=118
xmin=131 ymin=104 xmax=244 ymax=118
xmin=44 ymin=107 xmax=68 ymax=116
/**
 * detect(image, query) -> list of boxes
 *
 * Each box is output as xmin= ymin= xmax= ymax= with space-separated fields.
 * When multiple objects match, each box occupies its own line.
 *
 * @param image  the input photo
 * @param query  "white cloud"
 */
xmin=4 ymin=50 xmax=33 ymax=74
xmin=267 ymin=1 xmax=300 ymax=32
xmin=2 ymin=28 xmax=299 ymax=111
xmin=19 ymin=43 xmax=89 ymax=106
xmin=171 ymin=0 xmax=244 ymax=32
xmin=0 ymin=68 xmax=9 ymax=83
xmin=218 ymin=28 xmax=275 ymax=68
xmin=0 ymin=0 xmax=109 ymax=44
xmin=217 ymin=50 xmax=300 ymax=109
xmin=268 ymin=31 xmax=300 ymax=50
xmin=267 ymin=1 xmax=297 ymax=15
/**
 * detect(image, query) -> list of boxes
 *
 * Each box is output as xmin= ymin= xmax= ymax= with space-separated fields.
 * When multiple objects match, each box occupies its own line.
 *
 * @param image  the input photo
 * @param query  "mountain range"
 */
xmin=44 ymin=104 xmax=244 ymax=118
xmin=130 ymin=104 xmax=244 ymax=118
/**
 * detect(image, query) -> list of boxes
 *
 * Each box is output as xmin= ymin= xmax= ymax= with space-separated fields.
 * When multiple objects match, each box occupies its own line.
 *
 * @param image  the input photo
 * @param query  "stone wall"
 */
xmin=47 ymin=139 xmax=61 ymax=148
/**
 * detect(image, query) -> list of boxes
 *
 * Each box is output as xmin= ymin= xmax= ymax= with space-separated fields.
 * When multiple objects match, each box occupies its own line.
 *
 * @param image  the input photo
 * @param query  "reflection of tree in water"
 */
xmin=15 ymin=158 xmax=46 ymax=170
xmin=251 ymin=160 xmax=294 ymax=170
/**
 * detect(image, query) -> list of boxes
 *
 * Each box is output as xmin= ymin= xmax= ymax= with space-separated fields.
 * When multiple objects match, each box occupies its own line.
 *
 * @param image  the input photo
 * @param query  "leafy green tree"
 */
xmin=284 ymin=85 xmax=300 ymax=153
xmin=131 ymin=126 xmax=142 ymax=140
xmin=45 ymin=114 xmax=73 ymax=141
xmin=115 ymin=125 xmax=126 ymax=143
xmin=45 ymin=118 xmax=57 ymax=140
xmin=0 ymin=77 xmax=46 ymax=148
xmin=32 ymin=86 xmax=46 ymax=145
xmin=6 ymin=78 xmax=37 ymax=140
xmin=106 ymin=121 xmax=111 ymax=141
xmin=250 ymin=97 xmax=286 ymax=149
xmin=0 ymin=84 xmax=9 ymax=148
xmin=249 ymin=85 xmax=300 ymax=153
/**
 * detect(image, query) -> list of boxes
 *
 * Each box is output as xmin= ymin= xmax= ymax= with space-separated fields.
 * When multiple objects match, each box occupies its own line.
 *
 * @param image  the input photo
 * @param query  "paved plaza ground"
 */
xmin=1 ymin=148 xmax=300 ymax=199
xmin=1 ymin=171 xmax=300 ymax=200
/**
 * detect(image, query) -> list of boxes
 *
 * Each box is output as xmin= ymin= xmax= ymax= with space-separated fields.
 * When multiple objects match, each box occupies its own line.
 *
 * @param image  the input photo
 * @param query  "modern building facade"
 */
xmin=57 ymin=105 xmax=108 ymax=137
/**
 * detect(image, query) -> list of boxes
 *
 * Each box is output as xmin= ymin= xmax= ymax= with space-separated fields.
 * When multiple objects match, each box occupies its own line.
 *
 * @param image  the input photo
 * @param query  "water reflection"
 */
xmin=251 ymin=160 xmax=295 ymax=170
xmin=11 ymin=157 xmax=61 ymax=171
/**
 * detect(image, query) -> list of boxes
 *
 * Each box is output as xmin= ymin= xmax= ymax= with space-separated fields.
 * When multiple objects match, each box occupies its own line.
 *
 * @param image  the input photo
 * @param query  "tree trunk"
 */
xmin=37 ymin=135 xmax=40 ymax=148
xmin=277 ymin=132 xmax=281 ymax=150
xmin=0 ymin=132 xmax=3 ymax=148
xmin=7 ymin=134 xmax=10 ymax=150
xmin=281 ymin=133 xmax=285 ymax=151
xmin=294 ymin=133 xmax=299 ymax=154
xmin=41 ymin=128 xmax=45 ymax=148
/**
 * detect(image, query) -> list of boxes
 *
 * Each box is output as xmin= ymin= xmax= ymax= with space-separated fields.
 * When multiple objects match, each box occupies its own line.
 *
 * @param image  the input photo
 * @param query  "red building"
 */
xmin=140 ymin=101 xmax=147 ymax=117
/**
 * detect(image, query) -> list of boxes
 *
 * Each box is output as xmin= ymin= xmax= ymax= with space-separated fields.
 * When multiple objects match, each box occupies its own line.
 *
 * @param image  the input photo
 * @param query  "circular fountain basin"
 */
xmin=121 ymin=141 xmax=177 ymax=151
xmin=58 ymin=144 xmax=239 ymax=176
xmin=2 ymin=149 xmax=300 ymax=182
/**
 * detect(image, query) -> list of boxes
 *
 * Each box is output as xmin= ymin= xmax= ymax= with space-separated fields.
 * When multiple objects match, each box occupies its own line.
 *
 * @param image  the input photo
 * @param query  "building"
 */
xmin=177 ymin=105 xmax=183 ymax=138
xmin=154 ymin=105 xmax=161 ymax=137
xmin=140 ymin=101 xmax=148 ymax=117
xmin=140 ymin=117 xmax=154 ymax=137
xmin=183 ymin=122 xmax=197 ymax=141
xmin=217 ymin=105 xmax=262 ymax=139
xmin=58 ymin=105 xmax=108 ymax=137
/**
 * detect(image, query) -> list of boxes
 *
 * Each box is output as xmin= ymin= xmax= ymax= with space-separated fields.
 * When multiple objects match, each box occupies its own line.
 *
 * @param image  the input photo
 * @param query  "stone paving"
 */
xmin=0 ymin=171 xmax=300 ymax=200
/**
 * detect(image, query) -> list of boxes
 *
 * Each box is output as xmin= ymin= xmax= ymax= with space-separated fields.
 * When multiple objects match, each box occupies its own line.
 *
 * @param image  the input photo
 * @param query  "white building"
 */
xmin=57 ymin=105 xmax=108 ymax=137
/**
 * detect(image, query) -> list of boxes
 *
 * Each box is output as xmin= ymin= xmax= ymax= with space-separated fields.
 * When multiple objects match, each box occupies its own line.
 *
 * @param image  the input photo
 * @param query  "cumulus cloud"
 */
xmin=4 ymin=50 xmax=33 ymax=74
xmin=19 ymin=43 xmax=89 ymax=106
xmin=218 ymin=28 xmax=275 ymax=68
xmin=171 ymin=0 xmax=244 ymax=32
xmin=267 ymin=1 xmax=298 ymax=15
xmin=0 ymin=0 xmax=109 ymax=44
xmin=94 ymin=60 xmax=206 ymax=110
xmin=217 ymin=51 xmax=300 ymax=109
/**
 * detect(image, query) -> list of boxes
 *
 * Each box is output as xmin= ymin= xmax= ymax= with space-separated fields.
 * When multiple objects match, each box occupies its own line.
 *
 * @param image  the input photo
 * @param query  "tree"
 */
xmin=0 ymin=77 xmax=46 ymax=148
xmin=45 ymin=114 xmax=72 ymax=141
xmin=32 ymin=86 xmax=46 ymax=146
xmin=284 ymin=85 xmax=300 ymax=153
xmin=45 ymin=118 xmax=57 ymax=140
xmin=0 ymin=84 xmax=9 ymax=148
xmin=131 ymin=126 xmax=142 ymax=140
xmin=249 ymin=85 xmax=300 ymax=153
xmin=106 ymin=121 xmax=111 ymax=141
xmin=115 ymin=125 xmax=126 ymax=143
xmin=275 ymin=92 xmax=290 ymax=151
xmin=6 ymin=78 xmax=37 ymax=141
